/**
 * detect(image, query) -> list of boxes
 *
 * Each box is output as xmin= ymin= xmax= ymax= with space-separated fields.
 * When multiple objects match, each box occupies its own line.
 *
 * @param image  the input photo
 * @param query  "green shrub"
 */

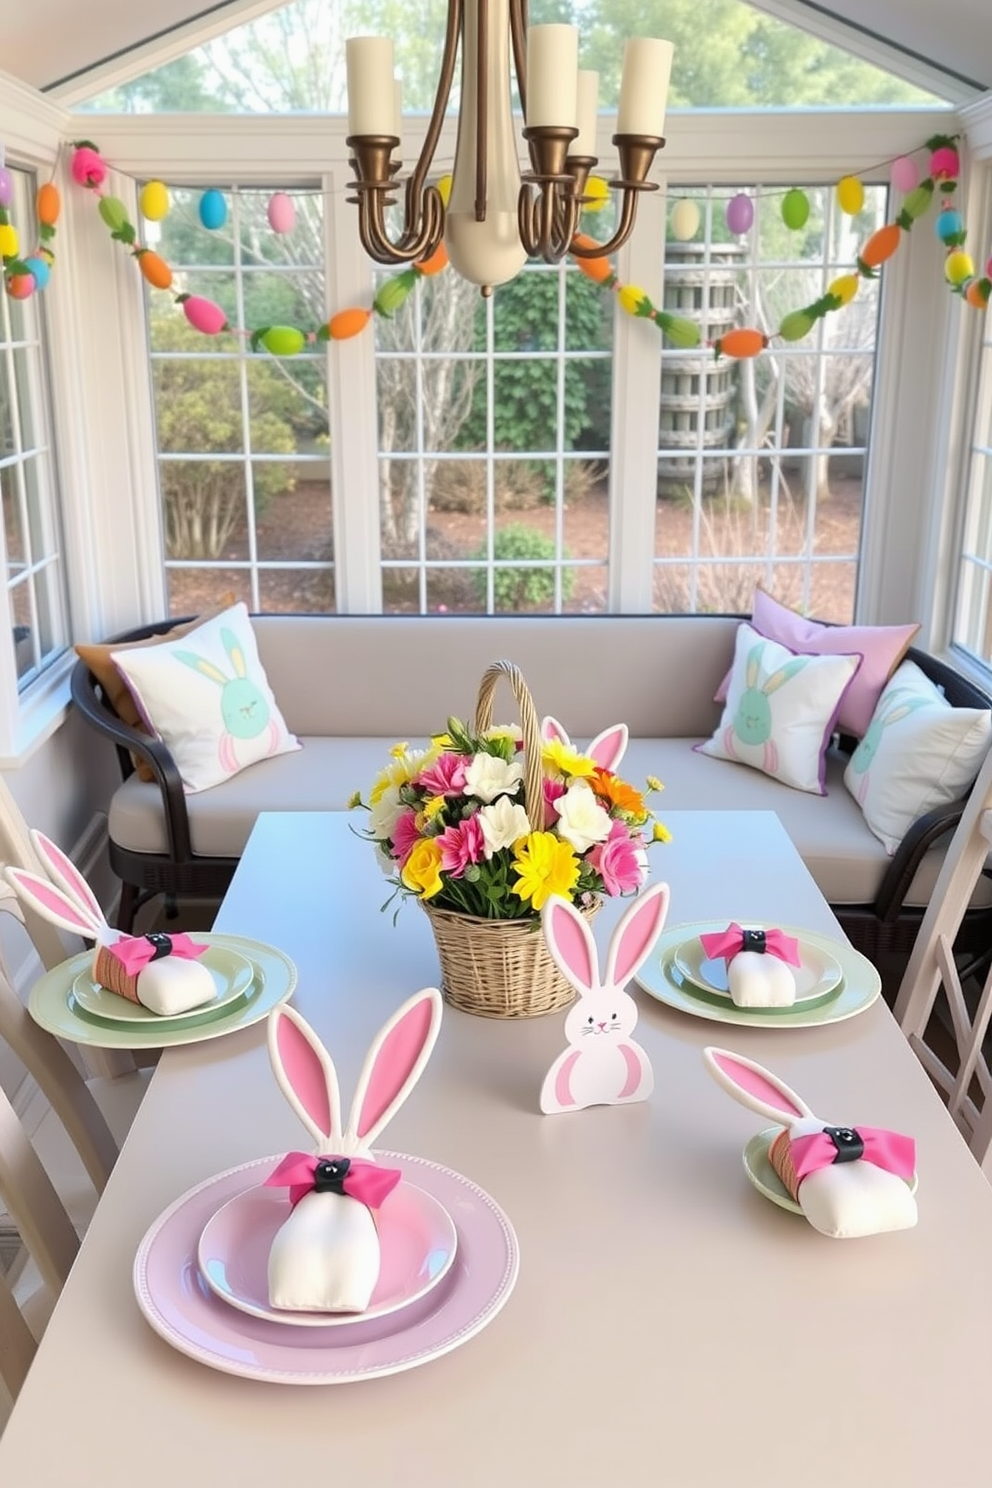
xmin=471 ymin=524 xmax=575 ymax=611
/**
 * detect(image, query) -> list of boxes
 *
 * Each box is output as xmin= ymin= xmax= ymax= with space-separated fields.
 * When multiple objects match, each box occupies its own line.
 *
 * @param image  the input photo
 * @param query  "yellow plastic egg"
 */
xmin=0 ymin=223 xmax=19 ymax=258
xmin=670 ymin=199 xmax=701 ymax=241
xmin=140 ymin=180 xmax=170 ymax=222
xmin=828 ymin=273 xmax=859 ymax=306
xmin=946 ymin=251 xmax=975 ymax=287
xmin=836 ymin=175 xmax=865 ymax=216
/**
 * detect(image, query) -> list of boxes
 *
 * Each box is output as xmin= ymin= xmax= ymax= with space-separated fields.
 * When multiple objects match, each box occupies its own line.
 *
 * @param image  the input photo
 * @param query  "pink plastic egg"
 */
xmin=182 ymin=295 xmax=229 ymax=335
xmin=930 ymin=145 xmax=960 ymax=183
xmin=267 ymin=192 xmax=295 ymax=234
xmin=890 ymin=155 xmax=918 ymax=193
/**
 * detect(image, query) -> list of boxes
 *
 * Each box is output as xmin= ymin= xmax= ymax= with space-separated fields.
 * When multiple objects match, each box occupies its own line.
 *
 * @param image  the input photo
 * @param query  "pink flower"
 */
xmin=417 ymin=752 xmax=468 ymax=797
xmin=391 ymin=809 xmax=422 ymax=865
xmin=437 ymin=816 xmax=484 ymax=877
xmin=543 ymin=778 xmax=566 ymax=828
xmin=588 ymin=820 xmax=645 ymax=896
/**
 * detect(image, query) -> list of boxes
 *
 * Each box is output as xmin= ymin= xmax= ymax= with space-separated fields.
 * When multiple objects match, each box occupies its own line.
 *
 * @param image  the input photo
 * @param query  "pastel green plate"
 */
xmin=635 ymin=921 xmax=880 ymax=1029
xmin=671 ymin=925 xmax=843 ymax=1014
xmin=29 ymin=934 xmax=297 ymax=1049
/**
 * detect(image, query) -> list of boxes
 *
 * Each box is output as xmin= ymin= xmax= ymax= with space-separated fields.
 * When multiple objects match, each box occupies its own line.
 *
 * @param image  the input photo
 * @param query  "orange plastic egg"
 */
xmin=6 ymin=274 xmax=35 ymax=300
xmin=327 ymin=307 xmax=372 ymax=340
xmin=137 ymin=250 xmax=173 ymax=291
xmin=717 ymin=327 xmax=767 ymax=359
xmin=571 ymin=233 xmax=613 ymax=284
xmin=36 ymin=182 xmax=61 ymax=227
xmin=416 ymin=241 xmax=449 ymax=277
xmin=858 ymin=223 xmax=901 ymax=272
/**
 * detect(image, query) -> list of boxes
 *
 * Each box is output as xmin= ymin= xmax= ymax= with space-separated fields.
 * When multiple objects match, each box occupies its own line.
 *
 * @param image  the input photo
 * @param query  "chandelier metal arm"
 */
xmin=509 ymin=0 xmax=529 ymax=120
xmin=346 ymin=0 xmax=463 ymax=263
xmin=566 ymin=135 xmax=665 ymax=261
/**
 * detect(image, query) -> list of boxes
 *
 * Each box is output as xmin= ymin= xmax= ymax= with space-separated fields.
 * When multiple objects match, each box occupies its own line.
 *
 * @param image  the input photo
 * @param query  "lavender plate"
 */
xmin=133 ymin=1151 xmax=519 ymax=1384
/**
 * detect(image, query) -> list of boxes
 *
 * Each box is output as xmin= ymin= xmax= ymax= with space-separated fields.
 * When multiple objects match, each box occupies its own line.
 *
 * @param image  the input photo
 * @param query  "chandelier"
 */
xmin=345 ymin=5 xmax=673 ymax=295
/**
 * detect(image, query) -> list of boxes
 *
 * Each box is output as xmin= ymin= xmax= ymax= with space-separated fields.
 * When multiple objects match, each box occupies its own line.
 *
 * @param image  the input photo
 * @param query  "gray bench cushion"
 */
xmin=109 ymin=734 xmax=984 ymax=910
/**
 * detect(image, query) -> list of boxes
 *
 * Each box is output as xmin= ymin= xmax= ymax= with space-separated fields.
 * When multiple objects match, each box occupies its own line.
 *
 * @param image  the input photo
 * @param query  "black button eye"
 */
xmin=611 ymin=1012 xmax=618 ymax=1020
xmin=587 ymin=1016 xmax=594 ymax=1025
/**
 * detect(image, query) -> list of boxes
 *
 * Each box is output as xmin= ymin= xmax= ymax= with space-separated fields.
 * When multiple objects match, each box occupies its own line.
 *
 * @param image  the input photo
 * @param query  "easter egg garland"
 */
xmin=63 ymin=133 xmax=992 ymax=358
xmin=0 ymin=140 xmax=61 ymax=301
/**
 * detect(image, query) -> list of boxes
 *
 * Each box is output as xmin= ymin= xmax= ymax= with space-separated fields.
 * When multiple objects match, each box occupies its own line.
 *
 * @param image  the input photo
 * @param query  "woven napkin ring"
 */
xmin=94 ymin=931 xmax=180 ymax=1005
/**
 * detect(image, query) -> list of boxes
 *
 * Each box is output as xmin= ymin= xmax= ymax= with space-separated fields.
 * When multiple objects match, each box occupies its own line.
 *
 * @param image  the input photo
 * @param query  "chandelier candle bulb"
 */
xmin=525 ymin=24 xmax=579 ymax=128
xmin=574 ymin=71 xmax=600 ymax=160
xmin=617 ymin=37 xmax=674 ymax=138
xmin=345 ymin=36 xmax=396 ymax=137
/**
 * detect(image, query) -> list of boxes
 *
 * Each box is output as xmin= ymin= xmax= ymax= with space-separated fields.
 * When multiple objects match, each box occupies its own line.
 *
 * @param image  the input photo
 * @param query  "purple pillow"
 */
xmin=714 ymin=589 xmax=919 ymax=738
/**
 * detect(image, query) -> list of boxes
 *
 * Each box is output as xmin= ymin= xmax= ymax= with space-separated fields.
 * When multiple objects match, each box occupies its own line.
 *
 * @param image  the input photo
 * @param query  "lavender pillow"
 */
xmin=714 ymin=589 xmax=919 ymax=738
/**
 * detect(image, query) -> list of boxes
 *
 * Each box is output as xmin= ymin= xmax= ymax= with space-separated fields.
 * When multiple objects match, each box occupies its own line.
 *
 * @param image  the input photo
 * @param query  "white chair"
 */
xmin=0 ymin=1073 xmax=79 ymax=1406
xmin=893 ymin=745 xmax=992 ymax=1171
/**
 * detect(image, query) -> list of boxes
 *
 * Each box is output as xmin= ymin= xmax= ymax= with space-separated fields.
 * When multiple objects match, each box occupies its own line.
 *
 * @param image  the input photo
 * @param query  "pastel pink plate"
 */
xmin=133 ymin=1151 xmax=519 ymax=1384
xmin=197 ymin=1178 xmax=457 ymax=1326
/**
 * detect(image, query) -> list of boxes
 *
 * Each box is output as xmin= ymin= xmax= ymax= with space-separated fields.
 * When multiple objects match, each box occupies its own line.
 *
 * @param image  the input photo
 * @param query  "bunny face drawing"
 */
xmin=848 ymin=689 xmax=929 ymax=803
xmin=725 ymin=643 xmax=806 ymax=774
xmin=174 ymin=627 xmax=282 ymax=772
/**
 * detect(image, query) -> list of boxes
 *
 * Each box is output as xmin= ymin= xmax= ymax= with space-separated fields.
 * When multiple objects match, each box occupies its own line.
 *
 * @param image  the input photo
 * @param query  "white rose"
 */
xmin=479 ymin=797 xmax=532 ymax=858
xmin=464 ymin=752 xmax=524 ymax=804
xmin=368 ymin=785 xmax=407 ymax=842
xmin=555 ymin=779 xmax=612 ymax=854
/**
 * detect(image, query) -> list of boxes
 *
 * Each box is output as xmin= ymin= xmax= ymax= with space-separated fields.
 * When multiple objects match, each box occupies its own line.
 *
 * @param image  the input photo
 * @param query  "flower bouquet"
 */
xmin=351 ymin=660 xmax=668 ymax=1018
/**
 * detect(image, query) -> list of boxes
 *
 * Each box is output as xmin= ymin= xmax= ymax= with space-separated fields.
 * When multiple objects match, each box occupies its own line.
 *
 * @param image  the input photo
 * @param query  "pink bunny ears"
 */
xmin=541 ymin=715 xmax=629 ymax=773
xmin=4 ymin=830 xmax=113 ymax=942
xmin=542 ymin=881 xmax=670 ymax=996
xmin=268 ymin=987 xmax=443 ymax=1157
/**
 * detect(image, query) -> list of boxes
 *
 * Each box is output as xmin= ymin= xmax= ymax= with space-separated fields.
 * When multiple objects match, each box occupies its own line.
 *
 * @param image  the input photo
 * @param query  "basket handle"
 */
xmin=474 ymin=660 xmax=545 ymax=834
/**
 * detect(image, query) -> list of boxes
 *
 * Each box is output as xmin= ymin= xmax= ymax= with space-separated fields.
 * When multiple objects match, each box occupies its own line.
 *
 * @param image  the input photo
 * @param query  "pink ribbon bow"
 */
xmin=263 ymin=1152 xmax=402 ymax=1210
xmin=698 ymin=922 xmax=802 ymax=967
xmin=107 ymin=931 xmax=206 ymax=978
xmin=790 ymin=1126 xmax=917 ymax=1185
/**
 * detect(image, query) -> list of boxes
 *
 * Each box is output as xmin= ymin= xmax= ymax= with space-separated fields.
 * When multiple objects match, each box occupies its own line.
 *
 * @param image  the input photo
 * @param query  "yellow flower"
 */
xmin=512 ymin=832 xmax=580 ymax=910
xmin=653 ymin=821 xmax=672 ymax=843
xmin=422 ymin=795 xmax=446 ymax=822
xmin=431 ymin=732 xmax=453 ymax=748
xmin=369 ymin=744 xmax=439 ymax=804
xmin=401 ymin=839 xmax=445 ymax=899
xmin=346 ymin=790 xmax=362 ymax=810
xmin=541 ymin=739 xmax=596 ymax=779
xmin=646 ymin=775 xmax=664 ymax=793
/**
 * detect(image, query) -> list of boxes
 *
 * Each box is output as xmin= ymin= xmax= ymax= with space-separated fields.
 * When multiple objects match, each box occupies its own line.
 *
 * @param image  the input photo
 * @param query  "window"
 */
xmin=0 ymin=165 xmax=70 ymax=691
xmin=953 ymin=297 xmax=992 ymax=664
xmin=375 ymin=249 xmax=612 ymax=614
xmin=653 ymin=182 xmax=885 ymax=621
xmin=145 ymin=183 xmax=334 ymax=616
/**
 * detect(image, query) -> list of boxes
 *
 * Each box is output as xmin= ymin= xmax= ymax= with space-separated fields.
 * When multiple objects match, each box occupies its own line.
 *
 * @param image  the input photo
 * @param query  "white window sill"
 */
xmin=0 ymin=654 xmax=74 ymax=768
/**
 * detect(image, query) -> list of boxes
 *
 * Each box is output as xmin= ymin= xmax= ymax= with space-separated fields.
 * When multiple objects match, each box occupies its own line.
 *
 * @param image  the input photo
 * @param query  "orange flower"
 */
xmin=589 ymin=767 xmax=646 ymax=817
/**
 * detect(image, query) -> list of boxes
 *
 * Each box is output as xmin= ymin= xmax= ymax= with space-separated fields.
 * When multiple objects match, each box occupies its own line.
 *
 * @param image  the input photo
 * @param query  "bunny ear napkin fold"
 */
xmin=703 ymin=1046 xmax=918 ymax=1239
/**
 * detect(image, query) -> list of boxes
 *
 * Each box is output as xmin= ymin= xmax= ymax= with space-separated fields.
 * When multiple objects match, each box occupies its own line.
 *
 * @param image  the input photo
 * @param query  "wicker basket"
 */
xmin=422 ymin=658 xmax=600 ymax=1019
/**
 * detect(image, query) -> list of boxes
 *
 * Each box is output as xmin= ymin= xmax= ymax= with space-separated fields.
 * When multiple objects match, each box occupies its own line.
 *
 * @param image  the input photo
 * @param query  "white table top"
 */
xmin=2 ymin=809 xmax=991 ymax=1488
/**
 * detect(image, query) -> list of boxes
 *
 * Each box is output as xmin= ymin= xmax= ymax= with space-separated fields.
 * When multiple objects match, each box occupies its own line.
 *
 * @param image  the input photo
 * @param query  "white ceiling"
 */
xmin=4 ymin=0 xmax=992 ymax=102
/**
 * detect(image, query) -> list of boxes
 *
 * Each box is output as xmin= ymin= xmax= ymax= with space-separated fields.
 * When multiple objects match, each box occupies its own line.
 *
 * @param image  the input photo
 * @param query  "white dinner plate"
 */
xmin=672 ymin=926 xmax=843 ymax=1010
xmin=197 ymin=1178 xmax=458 ymax=1327
xmin=743 ymin=1126 xmax=920 ymax=1214
xmin=69 ymin=943 xmax=254 ymax=1025
xmin=636 ymin=921 xmax=881 ymax=1029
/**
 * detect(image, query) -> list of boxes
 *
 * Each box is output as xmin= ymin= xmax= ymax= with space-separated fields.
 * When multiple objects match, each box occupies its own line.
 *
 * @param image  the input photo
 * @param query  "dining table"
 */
xmin=2 ymin=807 xmax=992 ymax=1488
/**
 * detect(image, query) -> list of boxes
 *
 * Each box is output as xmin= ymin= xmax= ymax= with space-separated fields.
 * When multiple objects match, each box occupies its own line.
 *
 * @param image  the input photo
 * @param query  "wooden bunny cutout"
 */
xmin=703 ymin=1046 xmax=918 ymax=1238
xmin=4 ymin=830 xmax=215 ymax=1015
xmin=539 ymin=883 xmax=669 ymax=1115
xmin=264 ymin=987 xmax=442 ymax=1312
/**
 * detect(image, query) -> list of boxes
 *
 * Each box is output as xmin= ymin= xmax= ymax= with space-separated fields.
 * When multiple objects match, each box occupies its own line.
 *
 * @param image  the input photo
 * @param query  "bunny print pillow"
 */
xmin=697 ymin=621 xmax=862 ymax=795
xmin=844 ymin=659 xmax=992 ymax=853
xmin=111 ymin=601 xmax=300 ymax=793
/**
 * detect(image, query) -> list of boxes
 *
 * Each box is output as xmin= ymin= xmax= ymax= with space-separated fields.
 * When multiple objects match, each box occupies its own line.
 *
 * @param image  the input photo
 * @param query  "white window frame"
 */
xmin=83 ymin=108 xmax=959 ymax=626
